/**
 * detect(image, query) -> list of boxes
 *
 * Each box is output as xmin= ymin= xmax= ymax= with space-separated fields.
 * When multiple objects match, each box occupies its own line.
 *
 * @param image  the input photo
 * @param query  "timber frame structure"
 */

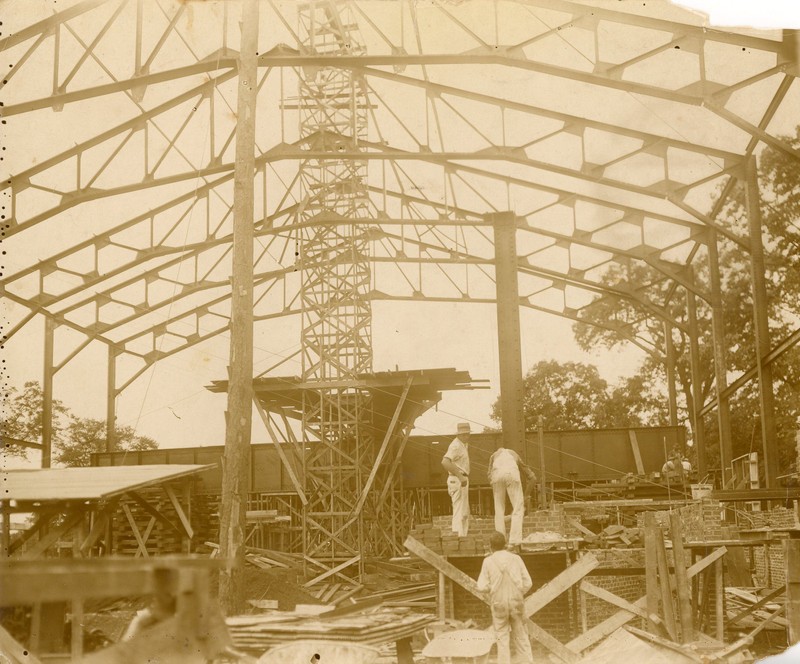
xmin=2 ymin=0 xmax=800 ymax=581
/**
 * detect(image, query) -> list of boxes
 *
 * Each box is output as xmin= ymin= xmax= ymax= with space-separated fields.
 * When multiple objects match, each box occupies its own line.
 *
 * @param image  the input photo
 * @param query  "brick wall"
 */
xmin=582 ymin=549 xmax=647 ymax=628
xmin=635 ymin=499 xmax=723 ymax=541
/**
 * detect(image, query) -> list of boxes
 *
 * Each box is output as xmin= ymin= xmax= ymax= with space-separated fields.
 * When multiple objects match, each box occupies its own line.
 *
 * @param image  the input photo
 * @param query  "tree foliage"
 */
xmin=2 ymin=381 xmax=158 ymax=466
xmin=490 ymin=360 xmax=668 ymax=431
xmin=572 ymin=129 xmax=800 ymax=477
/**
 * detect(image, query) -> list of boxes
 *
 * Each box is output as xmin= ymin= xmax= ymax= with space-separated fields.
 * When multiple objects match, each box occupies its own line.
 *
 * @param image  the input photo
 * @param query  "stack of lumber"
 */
xmin=204 ymin=542 xmax=303 ymax=570
xmin=569 ymin=519 xmax=641 ymax=548
xmin=357 ymin=582 xmax=436 ymax=610
xmin=226 ymin=606 xmax=435 ymax=652
xmin=725 ymin=587 xmax=787 ymax=630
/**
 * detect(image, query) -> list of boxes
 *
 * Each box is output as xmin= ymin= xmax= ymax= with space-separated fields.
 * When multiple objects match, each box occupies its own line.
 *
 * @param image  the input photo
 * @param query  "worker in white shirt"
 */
xmin=441 ymin=422 xmax=471 ymax=536
xmin=477 ymin=531 xmax=534 ymax=664
xmin=488 ymin=446 xmax=537 ymax=545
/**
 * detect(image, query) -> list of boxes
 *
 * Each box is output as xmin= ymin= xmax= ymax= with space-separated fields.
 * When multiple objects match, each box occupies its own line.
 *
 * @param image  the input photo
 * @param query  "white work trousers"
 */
xmin=491 ymin=598 xmax=534 ymax=664
xmin=493 ymin=473 xmax=525 ymax=544
xmin=447 ymin=475 xmax=470 ymax=536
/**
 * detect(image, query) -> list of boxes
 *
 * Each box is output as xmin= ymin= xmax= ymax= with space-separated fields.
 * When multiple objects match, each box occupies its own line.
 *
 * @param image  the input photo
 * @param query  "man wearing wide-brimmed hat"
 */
xmin=441 ymin=421 xmax=472 ymax=536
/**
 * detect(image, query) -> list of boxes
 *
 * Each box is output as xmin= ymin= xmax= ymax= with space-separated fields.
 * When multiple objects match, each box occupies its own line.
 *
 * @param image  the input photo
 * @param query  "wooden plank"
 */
xmin=580 ymin=581 xmax=660 ymax=625
xmin=524 ymin=553 xmax=599 ymax=617
xmin=670 ymin=512 xmax=694 ymax=642
xmin=80 ymin=500 xmax=119 ymax=555
xmin=643 ymin=513 xmax=660 ymax=633
xmin=525 ymin=619 xmax=579 ymax=664
xmin=303 ymin=555 xmax=361 ymax=589
xmin=254 ymin=399 xmax=308 ymax=505
xmin=686 ymin=546 xmax=727 ymax=577
xmin=567 ymin=518 xmax=597 ymax=542
xmin=628 ymin=430 xmax=645 ymax=475
xmin=655 ymin=526 xmax=678 ymax=640
xmin=624 ymin=626 xmax=704 ymax=663
xmin=8 ymin=511 xmax=57 ymax=556
xmin=568 ymin=545 xmax=729 ymax=653
xmin=728 ymin=586 xmax=785 ymax=628
xmin=163 ymin=485 xmax=193 ymax=539
xmin=404 ymin=536 xmax=486 ymax=602
xmin=717 ymin=606 xmax=785 ymax=660
xmin=438 ymin=571 xmax=446 ymax=620
xmin=0 ymin=623 xmax=44 ymax=664
xmin=786 ymin=539 xmax=800 ymax=645
xmin=71 ymin=597 xmax=83 ymax=660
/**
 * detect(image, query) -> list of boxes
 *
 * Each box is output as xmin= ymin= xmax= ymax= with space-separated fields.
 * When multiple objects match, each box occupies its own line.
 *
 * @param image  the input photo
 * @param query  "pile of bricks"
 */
xmin=409 ymin=505 xmax=569 ymax=556
xmin=636 ymin=499 xmax=723 ymax=541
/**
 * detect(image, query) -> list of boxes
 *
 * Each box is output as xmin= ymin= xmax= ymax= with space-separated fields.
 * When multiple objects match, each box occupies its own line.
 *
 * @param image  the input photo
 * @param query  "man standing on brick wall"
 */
xmin=442 ymin=422 xmax=471 ymax=536
xmin=488 ymin=446 xmax=537 ymax=545
xmin=477 ymin=531 xmax=534 ymax=664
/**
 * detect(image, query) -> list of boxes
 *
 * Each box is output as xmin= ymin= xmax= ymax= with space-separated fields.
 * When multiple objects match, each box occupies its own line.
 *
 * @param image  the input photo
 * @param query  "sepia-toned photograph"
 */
xmin=1 ymin=0 xmax=799 ymax=661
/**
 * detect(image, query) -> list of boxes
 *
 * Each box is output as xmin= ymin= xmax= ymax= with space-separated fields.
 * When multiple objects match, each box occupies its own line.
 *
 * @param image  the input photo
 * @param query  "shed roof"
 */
xmin=1 ymin=464 xmax=213 ymax=504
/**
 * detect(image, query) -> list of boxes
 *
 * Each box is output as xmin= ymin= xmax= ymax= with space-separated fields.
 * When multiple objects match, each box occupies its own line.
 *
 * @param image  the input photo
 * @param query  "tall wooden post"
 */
xmin=218 ymin=0 xmax=259 ymax=615
xmin=42 ymin=316 xmax=55 ymax=468
xmin=537 ymin=415 xmax=547 ymax=509
xmin=745 ymin=157 xmax=778 ymax=488
xmin=785 ymin=539 xmax=800 ymax=646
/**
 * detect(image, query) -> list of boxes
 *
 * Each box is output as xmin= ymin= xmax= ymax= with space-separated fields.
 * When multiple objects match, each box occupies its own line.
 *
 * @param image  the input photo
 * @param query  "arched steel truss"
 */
xmin=3 ymin=0 xmax=799 ymax=574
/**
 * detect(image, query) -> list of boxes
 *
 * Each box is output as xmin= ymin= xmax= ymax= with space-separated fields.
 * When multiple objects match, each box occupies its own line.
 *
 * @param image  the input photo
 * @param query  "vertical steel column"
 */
xmin=491 ymin=212 xmax=526 ymax=455
xmin=745 ymin=157 xmax=778 ymax=488
xmin=218 ymin=0 xmax=259 ymax=615
xmin=106 ymin=346 xmax=117 ymax=453
xmin=707 ymin=231 xmax=733 ymax=486
xmin=664 ymin=321 xmax=678 ymax=427
xmin=687 ymin=287 xmax=706 ymax=479
xmin=41 ymin=316 xmax=55 ymax=469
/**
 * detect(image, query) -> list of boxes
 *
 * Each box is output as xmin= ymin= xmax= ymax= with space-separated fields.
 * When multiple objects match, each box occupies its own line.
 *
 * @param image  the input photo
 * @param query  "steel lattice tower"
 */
xmin=296 ymin=1 xmax=374 ymax=573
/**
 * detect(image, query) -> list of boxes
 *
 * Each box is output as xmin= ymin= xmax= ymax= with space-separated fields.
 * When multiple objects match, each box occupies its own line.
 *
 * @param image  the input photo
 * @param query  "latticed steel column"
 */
xmin=296 ymin=1 xmax=373 ymax=577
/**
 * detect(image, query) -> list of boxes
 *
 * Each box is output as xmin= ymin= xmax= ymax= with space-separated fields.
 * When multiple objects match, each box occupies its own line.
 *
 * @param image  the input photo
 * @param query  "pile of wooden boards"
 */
xmin=568 ymin=519 xmax=641 ymax=548
xmin=226 ymin=605 xmax=435 ymax=652
xmin=725 ymin=587 xmax=787 ymax=631
xmin=204 ymin=541 xmax=302 ymax=570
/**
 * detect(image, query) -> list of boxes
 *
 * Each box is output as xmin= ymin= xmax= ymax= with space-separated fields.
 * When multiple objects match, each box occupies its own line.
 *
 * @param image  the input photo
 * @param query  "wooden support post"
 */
xmin=71 ymin=598 xmax=83 ymax=660
xmin=438 ymin=571 xmax=446 ymax=621
xmin=1 ymin=505 xmax=10 ymax=559
xmin=669 ymin=512 xmax=694 ymax=642
xmin=715 ymin=557 xmax=724 ymax=641
xmin=537 ymin=416 xmax=547 ymax=509
xmin=218 ymin=0 xmax=259 ymax=616
xmin=785 ymin=539 xmax=800 ymax=645
xmin=655 ymin=526 xmax=677 ymax=640
xmin=643 ymin=513 xmax=660 ymax=634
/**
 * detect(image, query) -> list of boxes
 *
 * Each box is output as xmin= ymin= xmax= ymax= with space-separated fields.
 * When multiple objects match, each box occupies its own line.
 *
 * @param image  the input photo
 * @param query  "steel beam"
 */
xmin=687 ymin=285 xmax=707 ymax=479
xmin=664 ymin=321 xmax=678 ymax=427
xmin=41 ymin=317 xmax=55 ymax=469
xmin=706 ymin=231 xmax=733 ymax=486
xmin=745 ymin=157 xmax=778 ymax=488
xmin=106 ymin=346 xmax=117 ymax=453
xmin=491 ymin=212 xmax=526 ymax=454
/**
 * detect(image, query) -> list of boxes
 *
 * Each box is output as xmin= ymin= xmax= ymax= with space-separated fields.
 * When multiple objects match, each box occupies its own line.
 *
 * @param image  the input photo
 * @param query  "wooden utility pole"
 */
xmin=218 ymin=0 xmax=259 ymax=615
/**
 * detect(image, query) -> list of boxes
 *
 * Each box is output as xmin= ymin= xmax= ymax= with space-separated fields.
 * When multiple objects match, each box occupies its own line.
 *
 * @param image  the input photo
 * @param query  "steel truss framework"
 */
xmin=2 ymin=0 xmax=800 ymax=570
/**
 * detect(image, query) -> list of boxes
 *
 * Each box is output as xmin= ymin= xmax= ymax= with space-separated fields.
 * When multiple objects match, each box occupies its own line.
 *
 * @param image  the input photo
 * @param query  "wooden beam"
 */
xmin=353 ymin=376 xmax=412 ymax=517
xmin=0 ymin=623 xmax=44 ymax=664
xmin=122 ymin=504 xmax=150 ymax=558
xmin=567 ymin=545 xmax=729 ymax=653
xmin=405 ymin=536 xmax=582 ymax=663
xmin=127 ymin=492 xmax=183 ymax=535
xmin=786 ymin=539 xmax=800 ymax=645
xmin=717 ymin=606 xmax=785 ymax=660
xmin=404 ymin=536 xmax=487 ymax=602
xmin=163 ymin=485 xmax=194 ymax=539
xmin=643 ymin=513 xmax=660 ymax=633
xmin=580 ymin=581 xmax=661 ymax=626
xmin=22 ymin=512 xmax=84 ymax=560
xmin=628 ymin=430 xmax=645 ymax=475
xmin=525 ymin=618 xmax=580 ymax=664
xmin=655 ymin=526 xmax=678 ymax=640
xmin=303 ymin=555 xmax=361 ymax=589
xmin=624 ymin=626 xmax=704 ymax=663
xmin=254 ymin=398 xmax=308 ymax=505
xmin=670 ymin=512 xmax=694 ymax=642
xmin=8 ymin=511 xmax=56 ymax=556
xmin=728 ymin=586 xmax=785 ymax=627
xmin=80 ymin=500 xmax=119 ymax=555
xmin=525 ymin=553 xmax=599 ymax=617
xmin=686 ymin=546 xmax=727 ymax=577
